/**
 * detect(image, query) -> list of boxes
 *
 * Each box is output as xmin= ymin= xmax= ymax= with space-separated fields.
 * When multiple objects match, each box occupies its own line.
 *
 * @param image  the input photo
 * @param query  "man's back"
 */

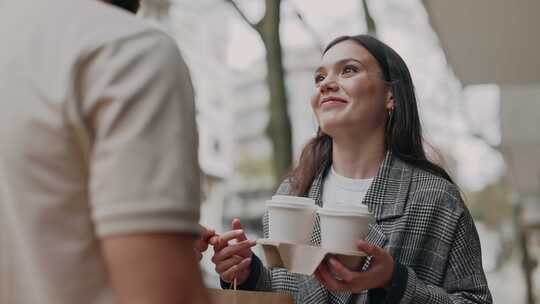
xmin=0 ymin=1 xmax=205 ymax=303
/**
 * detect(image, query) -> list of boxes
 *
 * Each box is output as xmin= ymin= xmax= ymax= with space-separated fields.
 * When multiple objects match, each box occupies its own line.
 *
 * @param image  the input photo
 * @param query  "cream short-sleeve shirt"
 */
xmin=0 ymin=0 xmax=200 ymax=303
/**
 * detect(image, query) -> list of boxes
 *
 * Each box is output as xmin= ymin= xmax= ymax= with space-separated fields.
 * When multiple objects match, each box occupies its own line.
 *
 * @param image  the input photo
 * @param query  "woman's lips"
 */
xmin=321 ymin=96 xmax=348 ymax=107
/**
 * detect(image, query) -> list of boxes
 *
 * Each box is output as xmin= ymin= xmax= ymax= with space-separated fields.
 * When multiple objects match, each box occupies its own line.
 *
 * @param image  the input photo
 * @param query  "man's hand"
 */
xmin=194 ymin=225 xmax=217 ymax=261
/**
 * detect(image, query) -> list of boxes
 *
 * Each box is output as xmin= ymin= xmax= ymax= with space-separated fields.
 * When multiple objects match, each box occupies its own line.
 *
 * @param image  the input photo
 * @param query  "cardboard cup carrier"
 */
xmin=259 ymin=195 xmax=373 ymax=275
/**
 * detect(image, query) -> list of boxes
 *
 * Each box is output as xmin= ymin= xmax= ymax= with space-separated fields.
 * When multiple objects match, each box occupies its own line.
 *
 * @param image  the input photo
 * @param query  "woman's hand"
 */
xmin=210 ymin=219 xmax=256 ymax=284
xmin=314 ymin=240 xmax=394 ymax=293
xmin=194 ymin=225 xmax=217 ymax=261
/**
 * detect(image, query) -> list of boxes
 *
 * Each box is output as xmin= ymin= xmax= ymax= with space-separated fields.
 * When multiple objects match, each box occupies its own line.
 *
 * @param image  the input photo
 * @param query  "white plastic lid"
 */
xmin=270 ymin=195 xmax=315 ymax=206
xmin=317 ymin=206 xmax=373 ymax=217
xmin=266 ymin=195 xmax=315 ymax=210
xmin=266 ymin=202 xmax=316 ymax=210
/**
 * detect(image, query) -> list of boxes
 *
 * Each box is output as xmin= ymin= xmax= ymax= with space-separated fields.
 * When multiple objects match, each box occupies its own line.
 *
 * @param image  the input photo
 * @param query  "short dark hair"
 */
xmin=110 ymin=0 xmax=139 ymax=13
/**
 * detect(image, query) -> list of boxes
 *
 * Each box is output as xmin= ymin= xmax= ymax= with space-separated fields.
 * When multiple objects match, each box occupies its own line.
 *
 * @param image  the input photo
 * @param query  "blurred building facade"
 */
xmin=424 ymin=1 xmax=540 ymax=302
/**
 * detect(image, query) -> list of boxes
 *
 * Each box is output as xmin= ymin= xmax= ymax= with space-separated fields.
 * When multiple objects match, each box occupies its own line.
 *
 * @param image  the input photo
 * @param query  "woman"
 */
xmin=210 ymin=35 xmax=492 ymax=304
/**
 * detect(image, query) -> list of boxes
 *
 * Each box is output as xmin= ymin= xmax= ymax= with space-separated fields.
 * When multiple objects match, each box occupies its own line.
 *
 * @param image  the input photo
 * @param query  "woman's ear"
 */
xmin=385 ymin=91 xmax=395 ymax=110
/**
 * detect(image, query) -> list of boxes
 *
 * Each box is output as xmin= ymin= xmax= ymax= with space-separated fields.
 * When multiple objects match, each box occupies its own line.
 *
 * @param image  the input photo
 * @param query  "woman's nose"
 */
xmin=319 ymin=76 xmax=338 ymax=93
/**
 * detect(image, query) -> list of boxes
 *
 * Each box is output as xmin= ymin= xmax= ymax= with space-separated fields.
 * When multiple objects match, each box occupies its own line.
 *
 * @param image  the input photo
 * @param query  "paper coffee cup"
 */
xmin=318 ymin=205 xmax=374 ymax=252
xmin=265 ymin=195 xmax=316 ymax=244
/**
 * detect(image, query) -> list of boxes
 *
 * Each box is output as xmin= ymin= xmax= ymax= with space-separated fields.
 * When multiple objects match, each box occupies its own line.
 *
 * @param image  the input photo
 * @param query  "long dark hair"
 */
xmin=287 ymin=35 xmax=454 ymax=196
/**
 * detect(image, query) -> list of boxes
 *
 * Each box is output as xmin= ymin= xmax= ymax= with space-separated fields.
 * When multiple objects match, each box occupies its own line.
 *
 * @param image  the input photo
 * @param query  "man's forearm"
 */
xmin=102 ymin=233 xmax=210 ymax=304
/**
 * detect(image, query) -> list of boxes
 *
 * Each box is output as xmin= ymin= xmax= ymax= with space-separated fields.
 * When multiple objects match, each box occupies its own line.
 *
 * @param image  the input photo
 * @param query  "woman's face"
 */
xmin=311 ymin=40 xmax=393 ymax=138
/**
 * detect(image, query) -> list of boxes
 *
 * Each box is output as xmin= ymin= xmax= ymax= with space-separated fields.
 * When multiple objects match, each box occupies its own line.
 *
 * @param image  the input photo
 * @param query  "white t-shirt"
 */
xmin=322 ymin=167 xmax=374 ymax=303
xmin=0 ymin=1 xmax=200 ymax=303
xmin=322 ymin=167 xmax=374 ymax=209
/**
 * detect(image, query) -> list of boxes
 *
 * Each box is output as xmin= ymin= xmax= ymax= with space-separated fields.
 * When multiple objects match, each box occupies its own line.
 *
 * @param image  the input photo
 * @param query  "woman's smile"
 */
xmin=320 ymin=96 xmax=348 ymax=109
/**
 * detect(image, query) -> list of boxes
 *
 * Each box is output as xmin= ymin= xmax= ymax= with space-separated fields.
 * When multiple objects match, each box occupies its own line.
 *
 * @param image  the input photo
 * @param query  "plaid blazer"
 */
xmin=235 ymin=152 xmax=492 ymax=304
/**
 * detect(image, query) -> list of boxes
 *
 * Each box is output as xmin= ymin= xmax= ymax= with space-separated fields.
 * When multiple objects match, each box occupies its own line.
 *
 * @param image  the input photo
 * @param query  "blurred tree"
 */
xmin=225 ymin=0 xmax=292 ymax=186
xmin=361 ymin=0 xmax=376 ymax=35
xmin=288 ymin=1 xmax=324 ymax=52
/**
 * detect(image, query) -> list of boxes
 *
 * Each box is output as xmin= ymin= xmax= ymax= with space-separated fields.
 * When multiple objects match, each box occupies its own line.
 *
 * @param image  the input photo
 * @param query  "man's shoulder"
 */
xmin=66 ymin=1 xmax=159 ymax=48
xmin=38 ymin=0 xmax=184 ymax=80
xmin=32 ymin=0 xmax=166 ymax=54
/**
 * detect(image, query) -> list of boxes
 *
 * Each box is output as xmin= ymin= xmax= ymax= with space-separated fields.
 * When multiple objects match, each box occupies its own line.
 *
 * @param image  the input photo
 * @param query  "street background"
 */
xmin=139 ymin=1 xmax=540 ymax=302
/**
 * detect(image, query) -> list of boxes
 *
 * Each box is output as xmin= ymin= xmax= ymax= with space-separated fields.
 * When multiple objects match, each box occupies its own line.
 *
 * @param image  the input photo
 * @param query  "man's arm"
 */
xmin=102 ymin=233 xmax=209 ymax=304
xmin=74 ymin=26 xmax=206 ymax=303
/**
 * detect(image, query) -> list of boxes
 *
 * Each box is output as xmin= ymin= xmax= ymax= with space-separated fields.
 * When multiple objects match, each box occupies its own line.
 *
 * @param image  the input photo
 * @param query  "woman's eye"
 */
xmin=343 ymin=65 xmax=357 ymax=74
xmin=314 ymin=74 xmax=325 ymax=83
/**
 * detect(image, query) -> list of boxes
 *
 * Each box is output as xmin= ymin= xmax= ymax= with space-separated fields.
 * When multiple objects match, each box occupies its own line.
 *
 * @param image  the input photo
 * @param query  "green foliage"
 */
xmin=238 ymin=155 xmax=273 ymax=178
xmin=465 ymin=180 xmax=512 ymax=227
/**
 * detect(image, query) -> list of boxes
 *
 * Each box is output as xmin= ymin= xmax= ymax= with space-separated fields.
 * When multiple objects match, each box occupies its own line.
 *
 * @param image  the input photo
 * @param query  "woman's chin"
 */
xmin=319 ymin=121 xmax=346 ymax=136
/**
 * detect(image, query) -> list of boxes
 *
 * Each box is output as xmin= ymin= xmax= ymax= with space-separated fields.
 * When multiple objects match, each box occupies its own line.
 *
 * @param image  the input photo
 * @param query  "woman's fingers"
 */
xmin=216 ymin=240 xmax=255 ymax=260
xmin=211 ymin=240 xmax=255 ymax=264
xmin=220 ymin=257 xmax=252 ymax=283
xmin=328 ymin=258 xmax=355 ymax=283
xmin=313 ymin=269 xmax=327 ymax=287
xmin=230 ymin=219 xmax=254 ymax=257
xmin=231 ymin=219 xmax=247 ymax=242
xmin=215 ymin=255 xmax=244 ymax=274
xmin=211 ymin=229 xmax=246 ymax=251
xmin=356 ymin=240 xmax=389 ymax=261
xmin=316 ymin=242 xmax=396 ymax=293
xmin=316 ymin=260 xmax=346 ymax=292
xmin=356 ymin=240 xmax=377 ymax=255
xmin=358 ymin=240 xmax=395 ymax=289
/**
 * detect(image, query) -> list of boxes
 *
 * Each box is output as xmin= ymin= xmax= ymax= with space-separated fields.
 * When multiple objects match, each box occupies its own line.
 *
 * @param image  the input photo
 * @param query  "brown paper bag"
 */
xmin=208 ymin=288 xmax=294 ymax=304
